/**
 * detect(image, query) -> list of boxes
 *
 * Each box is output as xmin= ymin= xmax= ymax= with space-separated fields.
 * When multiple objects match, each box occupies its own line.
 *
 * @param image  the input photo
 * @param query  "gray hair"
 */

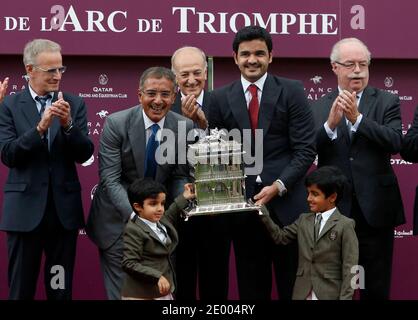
xmin=23 ymin=39 xmax=61 ymax=66
xmin=330 ymin=38 xmax=371 ymax=64
xmin=139 ymin=66 xmax=177 ymax=92
xmin=171 ymin=46 xmax=208 ymax=73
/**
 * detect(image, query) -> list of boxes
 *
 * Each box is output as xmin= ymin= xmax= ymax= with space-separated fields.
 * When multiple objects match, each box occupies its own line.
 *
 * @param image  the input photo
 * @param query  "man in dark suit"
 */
xmin=311 ymin=38 xmax=405 ymax=299
xmin=170 ymin=46 xmax=230 ymax=300
xmin=400 ymin=105 xmax=418 ymax=234
xmin=209 ymin=26 xmax=316 ymax=300
xmin=0 ymin=77 xmax=9 ymax=103
xmin=0 ymin=39 xmax=94 ymax=300
xmin=86 ymin=67 xmax=193 ymax=299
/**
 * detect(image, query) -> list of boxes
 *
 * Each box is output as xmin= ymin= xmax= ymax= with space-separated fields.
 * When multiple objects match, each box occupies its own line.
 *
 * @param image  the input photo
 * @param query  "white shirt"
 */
xmin=28 ymin=85 xmax=54 ymax=113
xmin=240 ymin=73 xmax=267 ymax=108
xmin=314 ymin=207 xmax=336 ymax=236
xmin=180 ymin=90 xmax=204 ymax=107
xmin=142 ymin=110 xmax=165 ymax=144
xmin=139 ymin=217 xmax=169 ymax=244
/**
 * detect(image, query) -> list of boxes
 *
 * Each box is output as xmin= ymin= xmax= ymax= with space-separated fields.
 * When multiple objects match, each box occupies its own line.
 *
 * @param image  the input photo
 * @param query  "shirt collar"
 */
xmin=142 ymin=109 xmax=165 ymax=130
xmin=139 ymin=217 xmax=158 ymax=230
xmin=315 ymin=207 xmax=336 ymax=223
xmin=241 ymin=73 xmax=268 ymax=93
xmin=28 ymin=85 xmax=54 ymax=102
xmin=180 ymin=90 xmax=204 ymax=106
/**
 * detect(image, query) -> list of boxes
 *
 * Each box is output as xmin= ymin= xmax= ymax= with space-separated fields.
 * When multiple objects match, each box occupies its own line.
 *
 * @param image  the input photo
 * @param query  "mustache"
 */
xmin=348 ymin=72 xmax=367 ymax=79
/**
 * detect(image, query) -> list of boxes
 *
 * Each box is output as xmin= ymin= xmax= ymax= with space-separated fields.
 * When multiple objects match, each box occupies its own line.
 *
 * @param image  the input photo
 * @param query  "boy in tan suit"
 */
xmin=121 ymin=179 xmax=194 ymax=300
xmin=259 ymin=166 xmax=359 ymax=300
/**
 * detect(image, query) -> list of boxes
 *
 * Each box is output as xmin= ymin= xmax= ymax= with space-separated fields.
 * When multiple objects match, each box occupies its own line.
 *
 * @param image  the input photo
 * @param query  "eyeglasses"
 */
xmin=34 ymin=65 xmax=67 ymax=74
xmin=141 ymin=90 xmax=173 ymax=99
xmin=334 ymin=61 xmax=369 ymax=70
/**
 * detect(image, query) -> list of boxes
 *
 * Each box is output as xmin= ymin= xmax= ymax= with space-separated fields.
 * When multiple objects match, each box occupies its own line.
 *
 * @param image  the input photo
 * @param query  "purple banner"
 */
xmin=0 ymin=0 xmax=417 ymax=58
xmin=0 ymin=54 xmax=417 ymax=299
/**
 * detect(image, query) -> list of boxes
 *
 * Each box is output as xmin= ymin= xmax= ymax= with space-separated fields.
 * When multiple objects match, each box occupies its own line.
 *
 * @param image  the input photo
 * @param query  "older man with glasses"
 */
xmin=311 ymin=38 xmax=405 ymax=300
xmin=0 ymin=38 xmax=94 ymax=300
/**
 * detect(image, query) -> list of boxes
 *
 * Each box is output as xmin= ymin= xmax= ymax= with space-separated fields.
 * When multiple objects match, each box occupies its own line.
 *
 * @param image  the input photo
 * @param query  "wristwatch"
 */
xmin=275 ymin=179 xmax=287 ymax=197
xmin=63 ymin=119 xmax=74 ymax=134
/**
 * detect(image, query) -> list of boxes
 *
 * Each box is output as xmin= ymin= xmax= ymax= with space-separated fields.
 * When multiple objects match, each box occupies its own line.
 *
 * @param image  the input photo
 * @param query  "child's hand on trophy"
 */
xmin=183 ymin=183 xmax=196 ymax=200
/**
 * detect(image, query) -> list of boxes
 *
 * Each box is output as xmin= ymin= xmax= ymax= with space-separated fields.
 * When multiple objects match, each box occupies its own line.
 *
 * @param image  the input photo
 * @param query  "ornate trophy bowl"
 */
xmin=183 ymin=129 xmax=261 ymax=220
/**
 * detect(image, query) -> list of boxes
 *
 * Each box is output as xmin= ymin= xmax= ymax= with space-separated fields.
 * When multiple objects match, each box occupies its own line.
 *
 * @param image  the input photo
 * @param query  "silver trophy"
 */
xmin=184 ymin=128 xmax=261 ymax=219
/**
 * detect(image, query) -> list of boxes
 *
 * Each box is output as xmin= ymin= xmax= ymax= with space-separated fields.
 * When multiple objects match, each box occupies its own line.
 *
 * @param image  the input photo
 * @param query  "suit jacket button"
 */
xmin=349 ymin=157 xmax=354 ymax=161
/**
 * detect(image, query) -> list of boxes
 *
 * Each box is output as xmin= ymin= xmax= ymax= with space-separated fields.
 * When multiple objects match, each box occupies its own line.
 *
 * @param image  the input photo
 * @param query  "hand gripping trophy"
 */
xmin=184 ymin=128 xmax=261 ymax=220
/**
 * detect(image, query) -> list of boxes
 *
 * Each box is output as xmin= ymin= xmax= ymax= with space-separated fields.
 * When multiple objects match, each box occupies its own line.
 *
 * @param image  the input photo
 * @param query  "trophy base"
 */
xmin=183 ymin=201 xmax=262 ymax=220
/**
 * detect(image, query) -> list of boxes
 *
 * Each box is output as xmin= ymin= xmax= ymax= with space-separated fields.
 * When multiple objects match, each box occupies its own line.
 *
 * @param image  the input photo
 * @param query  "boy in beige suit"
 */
xmin=259 ymin=166 xmax=359 ymax=300
xmin=121 ymin=179 xmax=194 ymax=300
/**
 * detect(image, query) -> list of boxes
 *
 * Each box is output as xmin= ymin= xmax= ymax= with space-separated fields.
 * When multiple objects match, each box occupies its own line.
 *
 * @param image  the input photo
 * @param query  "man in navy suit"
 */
xmin=209 ymin=26 xmax=316 ymax=300
xmin=311 ymin=38 xmax=405 ymax=299
xmin=0 ymin=39 xmax=94 ymax=299
xmin=170 ymin=47 xmax=230 ymax=300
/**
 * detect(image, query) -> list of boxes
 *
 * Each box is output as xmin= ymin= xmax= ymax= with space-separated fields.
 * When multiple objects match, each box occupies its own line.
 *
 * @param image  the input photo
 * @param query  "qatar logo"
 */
xmin=96 ymin=110 xmax=109 ymax=119
xmin=310 ymin=76 xmax=323 ymax=84
xmin=81 ymin=155 xmax=94 ymax=167
xmin=90 ymin=184 xmax=98 ymax=200
xmin=98 ymin=74 xmax=109 ymax=86
xmin=384 ymin=77 xmax=394 ymax=88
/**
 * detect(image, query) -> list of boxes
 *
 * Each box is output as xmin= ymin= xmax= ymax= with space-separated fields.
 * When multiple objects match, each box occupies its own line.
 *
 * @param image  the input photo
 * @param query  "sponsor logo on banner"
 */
xmin=305 ymin=75 xmax=333 ymax=101
xmin=88 ymin=109 xmax=109 ymax=136
xmin=391 ymin=155 xmax=414 ymax=166
xmin=394 ymin=229 xmax=413 ymax=239
xmin=383 ymin=76 xmax=413 ymax=102
xmin=79 ymin=74 xmax=128 ymax=99
xmin=384 ymin=76 xmax=394 ymax=88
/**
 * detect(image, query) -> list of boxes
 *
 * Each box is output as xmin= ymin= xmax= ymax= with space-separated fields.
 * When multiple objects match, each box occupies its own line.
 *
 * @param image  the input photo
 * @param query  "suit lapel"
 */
xmin=259 ymin=75 xmax=280 ymax=138
xmin=227 ymin=81 xmax=251 ymax=131
xmin=20 ymin=88 xmax=41 ymax=128
xmin=307 ymin=213 xmax=316 ymax=244
xmin=155 ymin=112 xmax=178 ymax=181
xmin=128 ymin=106 xmax=146 ymax=178
xmin=201 ymin=90 xmax=210 ymax=117
xmin=135 ymin=218 xmax=166 ymax=246
xmin=357 ymin=86 xmax=375 ymax=118
xmin=317 ymin=209 xmax=341 ymax=242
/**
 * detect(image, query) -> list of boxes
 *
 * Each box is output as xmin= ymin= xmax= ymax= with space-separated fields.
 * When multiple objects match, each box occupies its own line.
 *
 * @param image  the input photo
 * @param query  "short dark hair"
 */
xmin=127 ymin=178 xmax=167 ymax=209
xmin=232 ymin=25 xmax=273 ymax=54
xmin=139 ymin=66 xmax=177 ymax=92
xmin=305 ymin=166 xmax=347 ymax=204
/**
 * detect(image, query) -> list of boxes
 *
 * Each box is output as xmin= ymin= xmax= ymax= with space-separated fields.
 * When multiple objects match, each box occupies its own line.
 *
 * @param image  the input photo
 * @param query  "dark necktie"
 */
xmin=145 ymin=123 xmax=160 ymax=178
xmin=314 ymin=214 xmax=322 ymax=241
xmin=248 ymin=84 xmax=259 ymax=134
xmin=35 ymin=95 xmax=51 ymax=147
xmin=157 ymin=222 xmax=171 ymax=246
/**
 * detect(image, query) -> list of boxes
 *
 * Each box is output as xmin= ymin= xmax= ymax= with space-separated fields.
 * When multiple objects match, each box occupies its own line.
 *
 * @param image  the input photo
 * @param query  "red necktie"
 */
xmin=248 ymin=84 xmax=259 ymax=134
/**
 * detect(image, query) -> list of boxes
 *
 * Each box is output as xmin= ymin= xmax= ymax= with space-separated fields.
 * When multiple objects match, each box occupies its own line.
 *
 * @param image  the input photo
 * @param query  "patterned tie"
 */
xmin=314 ymin=214 xmax=322 ymax=241
xmin=35 ymin=95 xmax=51 ymax=147
xmin=144 ymin=123 xmax=160 ymax=178
xmin=157 ymin=222 xmax=171 ymax=246
xmin=248 ymin=84 xmax=259 ymax=134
